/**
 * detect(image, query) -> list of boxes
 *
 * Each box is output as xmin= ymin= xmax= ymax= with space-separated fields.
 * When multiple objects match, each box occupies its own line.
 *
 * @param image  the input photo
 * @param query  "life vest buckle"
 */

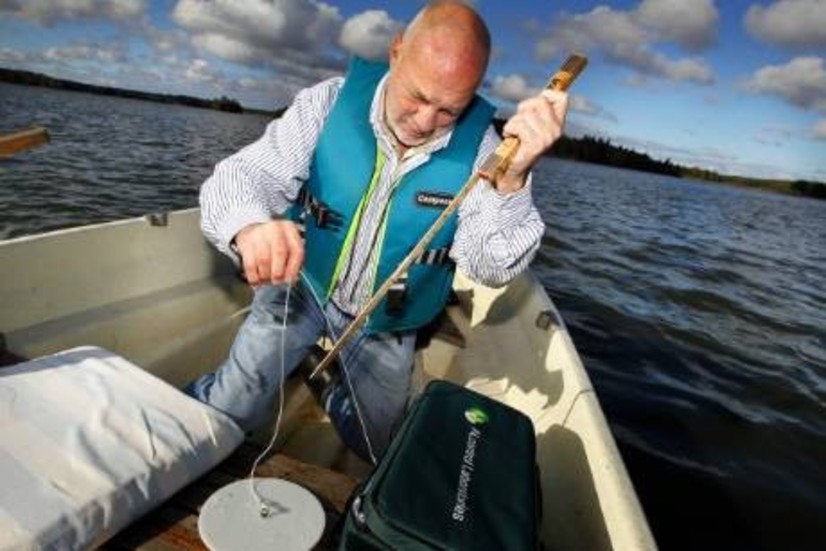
xmin=298 ymin=187 xmax=342 ymax=230
xmin=386 ymin=275 xmax=409 ymax=317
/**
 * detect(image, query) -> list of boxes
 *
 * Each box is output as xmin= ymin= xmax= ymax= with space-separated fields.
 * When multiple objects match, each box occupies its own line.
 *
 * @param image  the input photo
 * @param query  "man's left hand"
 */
xmin=496 ymin=89 xmax=569 ymax=194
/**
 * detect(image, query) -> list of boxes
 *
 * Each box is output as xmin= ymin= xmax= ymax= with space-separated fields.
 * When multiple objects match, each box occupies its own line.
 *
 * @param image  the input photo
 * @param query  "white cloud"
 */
xmin=238 ymin=77 xmax=262 ymax=89
xmin=42 ymin=43 xmax=127 ymax=63
xmin=745 ymin=0 xmax=826 ymax=48
xmin=172 ymin=0 xmax=342 ymax=70
xmin=489 ymin=74 xmax=616 ymax=124
xmin=192 ymin=33 xmax=257 ymax=64
xmin=813 ymin=120 xmax=826 ymax=141
xmin=184 ymin=59 xmax=221 ymax=83
xmin=490 ymin=74 xmax=541 ymax=102
xmin=636 ymin=0 xmax=718 ymax=50
xmin=569 ymin=95 xmax=617 ymax=121
xmin=0 ymin=0 xmax=145 ymax=24
xmin=139 ymin=22 xmax=193 ymax=57
xmin=536 ymin=7 xmax=640 ymax=61
xmin=744 ymin=56 xmax=826 ymax=111
xmin=0 ymin=47 xmax=27 ymax=63
xmin=658 ymin=56 xmax=713 ymax=83
xmin=339 ymin=10 xmax=403 ymax=61
xmin=534 ymin=0 xmax=717 ymax=84
xmin=169 ymin=0 xmax=351 ymax=91
xmin=0 ymin=42 xmax=130 ymax=71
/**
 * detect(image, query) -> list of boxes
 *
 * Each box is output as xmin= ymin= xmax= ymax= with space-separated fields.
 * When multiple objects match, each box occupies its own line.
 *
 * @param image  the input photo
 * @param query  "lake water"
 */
xmin=2 ymin=82 xmax=825 ymax=549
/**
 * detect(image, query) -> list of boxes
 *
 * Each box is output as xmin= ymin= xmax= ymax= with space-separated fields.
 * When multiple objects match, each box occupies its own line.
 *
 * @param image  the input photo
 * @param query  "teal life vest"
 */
xmin=298 ymin=57 xmax=494 ymax=333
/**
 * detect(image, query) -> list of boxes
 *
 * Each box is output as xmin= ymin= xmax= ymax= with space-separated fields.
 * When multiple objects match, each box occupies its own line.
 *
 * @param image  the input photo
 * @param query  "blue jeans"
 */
xmin=185 ymin=281 xmax=415 ymax=461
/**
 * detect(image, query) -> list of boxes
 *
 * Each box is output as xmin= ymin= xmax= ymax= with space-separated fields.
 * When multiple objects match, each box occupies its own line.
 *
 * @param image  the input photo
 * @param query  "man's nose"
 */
xmin=413 ymin=105 xmax=439 ymax=133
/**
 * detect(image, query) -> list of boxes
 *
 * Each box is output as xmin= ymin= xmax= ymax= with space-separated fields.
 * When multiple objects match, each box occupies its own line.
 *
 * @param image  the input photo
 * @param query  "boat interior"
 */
xmin=0 ymin=209 xmax=653 ymax=549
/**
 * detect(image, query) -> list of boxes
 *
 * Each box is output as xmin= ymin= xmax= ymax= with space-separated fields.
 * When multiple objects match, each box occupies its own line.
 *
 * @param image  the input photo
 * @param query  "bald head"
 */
xmin=398 ymin=1 xmax=490 ymax=88
xmin=383 ymin=1 xmax=491 ymax=149
xmin=405 ymin=1 xmax=490 ymax=68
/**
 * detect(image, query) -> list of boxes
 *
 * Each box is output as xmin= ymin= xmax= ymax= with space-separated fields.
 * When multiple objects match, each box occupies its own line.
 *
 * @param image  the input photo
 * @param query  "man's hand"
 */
xmin=497 ymin=89 xmax=569 ymax=193
xmin=233 ymin=220 xmax=305 ymax=287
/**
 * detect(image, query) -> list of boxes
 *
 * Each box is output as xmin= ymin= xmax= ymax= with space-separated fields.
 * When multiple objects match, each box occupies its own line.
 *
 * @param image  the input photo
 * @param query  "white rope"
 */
xmin=299 ymin=271 xmax=378 ymax=465
xmin=248 ymin=284 xmax=291 ymax=517
xmin=246 ymin=273 xmax=378 ymax=517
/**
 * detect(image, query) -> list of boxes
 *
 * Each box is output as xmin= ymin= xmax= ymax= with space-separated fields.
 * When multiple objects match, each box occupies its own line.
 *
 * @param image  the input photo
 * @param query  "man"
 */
xmin=189 ymin=0 xmax=569 ymax=462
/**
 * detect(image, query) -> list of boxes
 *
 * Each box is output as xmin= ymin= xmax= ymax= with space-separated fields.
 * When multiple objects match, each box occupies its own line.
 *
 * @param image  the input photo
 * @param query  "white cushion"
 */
xmin=0 ymin=346 xmax=245 ymax=550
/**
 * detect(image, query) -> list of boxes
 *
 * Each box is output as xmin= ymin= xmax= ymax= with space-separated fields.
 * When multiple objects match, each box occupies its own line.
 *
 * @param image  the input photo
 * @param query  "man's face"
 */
xmin=383 ymin=35 xmax=481 ymax=149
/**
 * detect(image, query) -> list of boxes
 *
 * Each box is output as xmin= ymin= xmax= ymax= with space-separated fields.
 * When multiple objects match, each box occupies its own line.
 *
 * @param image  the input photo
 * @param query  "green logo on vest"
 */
xmin=464 ymin=407 xmax=489 ymax=426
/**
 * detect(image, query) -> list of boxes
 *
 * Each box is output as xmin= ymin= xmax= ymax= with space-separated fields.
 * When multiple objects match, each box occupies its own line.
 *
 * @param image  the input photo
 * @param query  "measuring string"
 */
xmin=247 ymin=273 xmax=377 ymax=517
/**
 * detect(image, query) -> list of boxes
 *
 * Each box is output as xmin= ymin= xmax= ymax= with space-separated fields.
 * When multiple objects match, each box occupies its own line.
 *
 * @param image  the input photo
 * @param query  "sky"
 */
xmin=1 ymin=0 xmax=824 ymax=182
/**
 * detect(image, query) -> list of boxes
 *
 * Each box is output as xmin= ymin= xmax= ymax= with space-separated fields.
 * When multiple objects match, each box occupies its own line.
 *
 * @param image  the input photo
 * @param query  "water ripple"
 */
xmin=1 ymin=83 xmax=269 ymax=240
xmin=535 ymin=157 xmax=826 ymax=549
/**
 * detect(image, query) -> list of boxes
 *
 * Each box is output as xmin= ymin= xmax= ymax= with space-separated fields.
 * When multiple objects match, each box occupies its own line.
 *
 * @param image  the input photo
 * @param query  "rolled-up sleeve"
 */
xmin=199 ymin=77 xmax=343 ymax=258
xmin=451 ymin=127 xmax=545 ymax=287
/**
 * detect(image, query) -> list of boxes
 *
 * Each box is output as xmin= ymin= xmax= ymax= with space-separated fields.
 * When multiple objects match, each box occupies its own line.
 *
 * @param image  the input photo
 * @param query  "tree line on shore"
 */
xmin=0 ymin=68 xmax=243 ymax=113
xmin=492 ymin=119 xmax=825 ymax=201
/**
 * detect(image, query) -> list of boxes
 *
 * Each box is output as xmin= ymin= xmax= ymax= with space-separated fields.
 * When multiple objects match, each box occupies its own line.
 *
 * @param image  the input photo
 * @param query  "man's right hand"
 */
xmin=233 ymin=221 xmax=305 ymax=286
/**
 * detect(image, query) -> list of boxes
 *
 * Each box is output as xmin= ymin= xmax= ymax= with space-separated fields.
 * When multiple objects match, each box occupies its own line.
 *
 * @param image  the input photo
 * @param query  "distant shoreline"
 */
xmin=551 ymin=134 xmax=826 ymax=201
xmin=500 ymin=125 xmax=826 ymax=201
xmin=0 ymin=67 xmax=281 ymax=117
xmin=2 ymin=66 xmax=823 ymax=200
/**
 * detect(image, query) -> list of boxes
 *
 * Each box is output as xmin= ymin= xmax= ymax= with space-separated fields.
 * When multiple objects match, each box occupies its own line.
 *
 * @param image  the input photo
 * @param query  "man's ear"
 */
xmin=388 ymin=33 xmax=403 ymax=66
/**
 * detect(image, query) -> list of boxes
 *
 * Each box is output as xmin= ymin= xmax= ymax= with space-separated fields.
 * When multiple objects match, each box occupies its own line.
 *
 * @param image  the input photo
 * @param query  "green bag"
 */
xmin=339 ymin=380 xmax=540 ymax=550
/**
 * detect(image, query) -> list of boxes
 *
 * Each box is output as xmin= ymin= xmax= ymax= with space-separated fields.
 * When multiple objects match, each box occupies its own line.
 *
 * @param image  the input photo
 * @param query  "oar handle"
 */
xmin=310 ymin=53 xmax=588 ymax=379
xmin=0 ymin=126 xmax=50 ymax=157
xmin=480 ymin=53 xmax=588 ymax=181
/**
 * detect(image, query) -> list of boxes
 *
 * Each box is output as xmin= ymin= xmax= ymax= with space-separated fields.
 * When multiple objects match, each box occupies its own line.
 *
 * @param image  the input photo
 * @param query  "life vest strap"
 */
xmin=386 ymin=247 xmax=453 ymax=316
xmin=297 ymin=187 xmax=343 ymax=230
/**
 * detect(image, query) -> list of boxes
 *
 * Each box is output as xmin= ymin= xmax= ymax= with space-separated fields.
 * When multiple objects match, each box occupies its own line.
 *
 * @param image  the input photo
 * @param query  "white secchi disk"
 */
xmin=198 ymin=479 xmax=325 ymax=550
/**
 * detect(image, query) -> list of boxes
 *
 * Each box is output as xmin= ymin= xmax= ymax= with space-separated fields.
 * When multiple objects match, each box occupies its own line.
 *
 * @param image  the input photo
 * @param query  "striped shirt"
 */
xmin=200 ymin=74 xmax=545 ymax=315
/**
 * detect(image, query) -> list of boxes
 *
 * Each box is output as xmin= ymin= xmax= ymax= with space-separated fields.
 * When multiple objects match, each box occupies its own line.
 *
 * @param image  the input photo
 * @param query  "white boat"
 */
xmin=0 ymin=208 xmax=656 ymax=549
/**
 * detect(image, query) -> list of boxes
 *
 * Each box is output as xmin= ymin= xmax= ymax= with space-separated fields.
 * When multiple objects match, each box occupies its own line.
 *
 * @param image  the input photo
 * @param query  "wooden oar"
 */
xmin=309 ymin=53 xmax=588 ymax=380
xmin=0 ymin=126 xmax=50 ymax=156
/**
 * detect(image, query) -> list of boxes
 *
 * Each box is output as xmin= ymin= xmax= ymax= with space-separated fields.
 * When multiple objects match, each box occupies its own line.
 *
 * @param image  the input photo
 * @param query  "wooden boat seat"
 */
xmin=104 ymin=442 xmax=358 ymax=550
